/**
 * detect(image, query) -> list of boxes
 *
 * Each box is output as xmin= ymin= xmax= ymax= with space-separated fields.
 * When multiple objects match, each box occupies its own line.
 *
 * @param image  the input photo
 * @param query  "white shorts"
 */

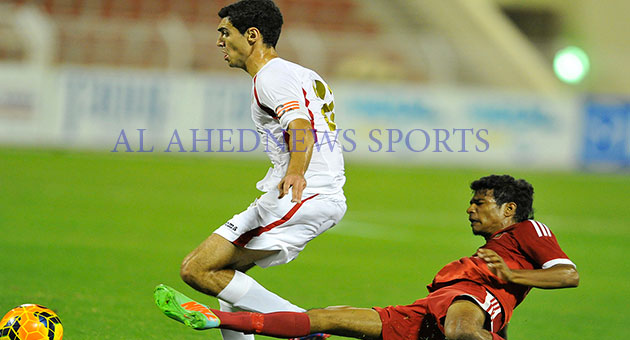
xmin=213 ymin=189 xmax=346 ymax=268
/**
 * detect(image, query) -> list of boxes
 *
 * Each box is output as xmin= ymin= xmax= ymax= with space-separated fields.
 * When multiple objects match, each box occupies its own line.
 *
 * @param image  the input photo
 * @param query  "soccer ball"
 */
xmin=0 ymin=304 xmax=63 ymax=340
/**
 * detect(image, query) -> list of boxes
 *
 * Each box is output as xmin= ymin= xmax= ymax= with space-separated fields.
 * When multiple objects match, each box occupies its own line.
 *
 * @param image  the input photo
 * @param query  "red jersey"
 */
xmin=427 ymin=220 xmax=575 ymax=324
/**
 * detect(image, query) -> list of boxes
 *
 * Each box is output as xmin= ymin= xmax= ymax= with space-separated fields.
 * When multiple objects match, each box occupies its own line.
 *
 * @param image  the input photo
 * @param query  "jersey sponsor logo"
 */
xmin=275 ymin=101 xmax=300 ymax=117
xmin=530 ymin=220 xmax=552 ymax=237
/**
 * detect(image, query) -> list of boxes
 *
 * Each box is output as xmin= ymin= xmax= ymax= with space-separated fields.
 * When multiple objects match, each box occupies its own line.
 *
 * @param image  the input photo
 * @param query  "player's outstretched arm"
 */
xmin=278 ymin=118 xmax=315 ymax=203
xmin=476 ymin=249 xmax=579 ymax=289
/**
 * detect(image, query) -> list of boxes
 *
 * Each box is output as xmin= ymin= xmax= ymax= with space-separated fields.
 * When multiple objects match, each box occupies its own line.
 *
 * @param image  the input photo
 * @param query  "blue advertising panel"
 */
xmin=582 ymin=98 xmax=630 ymax=167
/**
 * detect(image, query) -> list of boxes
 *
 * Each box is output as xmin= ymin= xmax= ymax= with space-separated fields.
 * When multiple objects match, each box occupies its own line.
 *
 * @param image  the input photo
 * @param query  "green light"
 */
xmin=553 ymin=46 xmax=590 ymax=84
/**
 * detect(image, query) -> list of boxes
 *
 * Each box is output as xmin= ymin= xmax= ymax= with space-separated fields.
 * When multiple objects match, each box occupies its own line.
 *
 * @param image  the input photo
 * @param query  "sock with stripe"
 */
xmin=218 ymin=299 xmax=255 ymax=340
xmin=213 ymin=309 xmax=311 ymax=338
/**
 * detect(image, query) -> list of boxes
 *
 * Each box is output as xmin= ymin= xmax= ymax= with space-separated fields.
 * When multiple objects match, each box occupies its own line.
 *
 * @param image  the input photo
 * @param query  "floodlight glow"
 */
xmin=553 ymin=46 xmax=590 ymax=84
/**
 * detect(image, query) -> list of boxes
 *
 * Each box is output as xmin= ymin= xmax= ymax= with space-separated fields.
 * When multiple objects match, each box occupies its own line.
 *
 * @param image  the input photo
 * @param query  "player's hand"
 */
xmin=477 ymin=248 xmax=513 ymax=283
xmin=278 ymin=173 xmax=306 ymax=203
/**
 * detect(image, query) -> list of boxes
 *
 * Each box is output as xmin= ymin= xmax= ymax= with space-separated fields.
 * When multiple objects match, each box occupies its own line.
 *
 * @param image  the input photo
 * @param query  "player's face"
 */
xmin=216 ymin=17 xmax=251 ymax=69
xmin=466 ymin=190 xmax=508 ymax=238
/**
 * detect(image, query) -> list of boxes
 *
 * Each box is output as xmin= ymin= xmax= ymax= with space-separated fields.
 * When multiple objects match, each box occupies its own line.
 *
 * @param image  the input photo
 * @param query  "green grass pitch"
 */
xmin=1 ymin=147 xmax=628 ymax=339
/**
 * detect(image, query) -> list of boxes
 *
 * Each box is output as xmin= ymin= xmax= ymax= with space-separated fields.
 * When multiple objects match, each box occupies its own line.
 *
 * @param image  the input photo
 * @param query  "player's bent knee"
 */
xmin=180 ymin=257 xmax=217 ymax=288
xmin=444 ymin=299 xmax=487 ymax=340
xmin=443 ymin=325 xmax=480 ymax=340
xmin=179 ymin=258 xmax=200 ymax=286
xmin=179 ymin=264 xmax=226 ymax=295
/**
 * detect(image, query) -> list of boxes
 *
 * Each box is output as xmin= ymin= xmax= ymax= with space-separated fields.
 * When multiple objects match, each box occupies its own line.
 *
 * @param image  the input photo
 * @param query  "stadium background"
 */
xmin=1 ymin=0 xmax=629 ymax=339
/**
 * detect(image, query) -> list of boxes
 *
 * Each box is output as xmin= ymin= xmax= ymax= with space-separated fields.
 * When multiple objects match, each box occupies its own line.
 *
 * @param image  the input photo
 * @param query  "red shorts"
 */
xmin=373 ymin=281 xmax=505 ymax=340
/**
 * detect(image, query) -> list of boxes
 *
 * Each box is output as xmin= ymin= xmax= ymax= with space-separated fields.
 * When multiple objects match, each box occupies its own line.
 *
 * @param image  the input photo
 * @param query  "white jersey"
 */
xmin=251 ymin=58 xmax=345 ymax=196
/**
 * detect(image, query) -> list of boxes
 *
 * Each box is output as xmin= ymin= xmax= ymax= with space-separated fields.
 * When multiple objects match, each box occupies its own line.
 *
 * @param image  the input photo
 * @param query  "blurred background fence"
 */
xmin=1 ymin=0 xmax=629 ymax=169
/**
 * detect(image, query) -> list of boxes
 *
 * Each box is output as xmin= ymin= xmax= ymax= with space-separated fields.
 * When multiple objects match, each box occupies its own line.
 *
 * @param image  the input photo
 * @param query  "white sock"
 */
xmin=218 ymin=299 xmax=255 ymax=340
xmin=217 ymin=270 xmax=306 ymax=313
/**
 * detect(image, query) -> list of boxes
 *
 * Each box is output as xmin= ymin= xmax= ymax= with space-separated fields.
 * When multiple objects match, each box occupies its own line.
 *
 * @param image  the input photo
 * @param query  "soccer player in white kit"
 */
xmin=176 ymin=1 xmax=346 ymax=340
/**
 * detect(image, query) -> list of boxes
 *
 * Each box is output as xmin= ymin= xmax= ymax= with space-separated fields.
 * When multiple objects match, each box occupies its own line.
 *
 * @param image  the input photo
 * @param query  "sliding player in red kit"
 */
xmin=156 ymin=174 xmax=579 ymax=340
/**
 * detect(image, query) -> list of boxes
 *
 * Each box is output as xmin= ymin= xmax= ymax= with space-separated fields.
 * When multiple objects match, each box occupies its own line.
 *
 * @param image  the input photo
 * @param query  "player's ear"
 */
xmin=246 ymin=27 xmax=260 ymax=45
xmin=503 ymin=202 xmax=517 ymax=218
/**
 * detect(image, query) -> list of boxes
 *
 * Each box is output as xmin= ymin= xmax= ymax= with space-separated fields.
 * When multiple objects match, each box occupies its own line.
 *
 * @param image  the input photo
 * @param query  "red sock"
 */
xmin=212 ymin=309 xmax=311 ymax=338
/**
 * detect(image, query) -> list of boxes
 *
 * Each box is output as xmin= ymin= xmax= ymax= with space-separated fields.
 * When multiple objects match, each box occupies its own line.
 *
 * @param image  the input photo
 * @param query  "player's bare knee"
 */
xmin=179 ymin=258 xmax=222 ymax=294
xmin=180 ymin=268 xmax=225 ymax=296
xmin=445 ymin=333 xmax=480 ymax=340
xmin=179 ymin=257 xmax=200 ymax=286
xmin=444 ymin=323 xmax=482 ymax=340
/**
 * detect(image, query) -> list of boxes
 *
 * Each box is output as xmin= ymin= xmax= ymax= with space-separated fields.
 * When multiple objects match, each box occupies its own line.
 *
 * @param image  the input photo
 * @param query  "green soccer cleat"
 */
xmin=154 ymin=284 xmax=221 ymax=330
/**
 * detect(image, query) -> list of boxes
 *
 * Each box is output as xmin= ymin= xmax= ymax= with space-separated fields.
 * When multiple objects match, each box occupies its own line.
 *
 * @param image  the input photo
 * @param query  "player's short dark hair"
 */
xmin=218 ymin=0 xmax=283 ymax=48
xmin=470 ymin=174 xmax=534 ymax=222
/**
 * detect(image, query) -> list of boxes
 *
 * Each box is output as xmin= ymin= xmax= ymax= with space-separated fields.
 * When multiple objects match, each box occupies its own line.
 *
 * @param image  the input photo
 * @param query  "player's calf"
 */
xmin=307 ymin=307 xmax=382 ymax=339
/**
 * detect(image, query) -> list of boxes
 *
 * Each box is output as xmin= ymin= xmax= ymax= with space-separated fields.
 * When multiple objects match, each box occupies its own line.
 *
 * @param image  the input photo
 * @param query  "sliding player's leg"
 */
xmin=212 ymin=306 xmax=382 ymax=339
xmin=218 ymin=299 xmax=255 ymax=340
xmin=155 ymin=285 xmax=382 ymax=339
xmin=307 ymin=306 xmax=382 ymax=339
